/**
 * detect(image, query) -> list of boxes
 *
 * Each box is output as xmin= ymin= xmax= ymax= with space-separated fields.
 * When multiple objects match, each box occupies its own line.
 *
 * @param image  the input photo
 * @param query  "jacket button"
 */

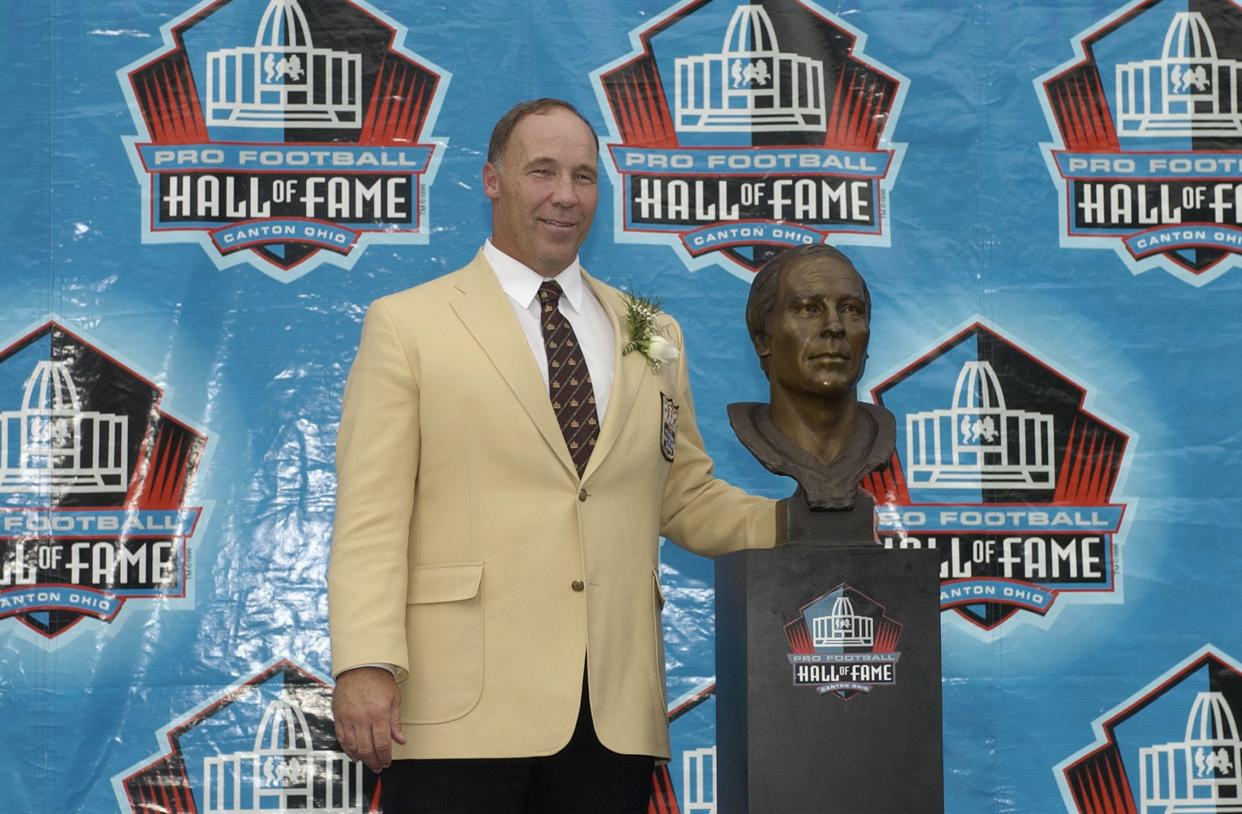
xmin=571 ymin=580 xmax=585 ymax=592
xmin=578 ymin=489 xmax=588 ymax=502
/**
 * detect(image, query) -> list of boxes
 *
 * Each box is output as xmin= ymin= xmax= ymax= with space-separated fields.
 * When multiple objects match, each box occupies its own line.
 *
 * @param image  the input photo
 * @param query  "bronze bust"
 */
xmin=728 ymin=245 xmax=895 ymax=543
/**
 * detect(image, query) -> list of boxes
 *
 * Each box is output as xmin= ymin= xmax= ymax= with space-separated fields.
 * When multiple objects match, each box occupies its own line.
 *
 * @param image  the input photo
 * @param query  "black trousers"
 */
xmin=379 ymin=674 xmax=655 ymax=814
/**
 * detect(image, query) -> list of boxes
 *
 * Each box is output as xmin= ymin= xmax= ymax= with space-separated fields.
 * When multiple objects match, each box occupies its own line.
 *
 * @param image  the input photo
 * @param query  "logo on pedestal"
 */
xmin=591 ymin=0 xmax=907 ymax=280
xmin=869 ymin=321 xmax=1132 ymax=633
xmin=0 ymin=322 xmax=206 ymax=643
xmin=115 ymin=659 xmax=377 ymax=814
xmin=1037 ymin=0 xmax=1242 ymax=285
xmin=785 ymin=582 xmax=901 ymax=699
xmin=1057 ymin=646 xmax=1242 ymax=813
xmin=119 ymin=0 xmax=449 ymax=281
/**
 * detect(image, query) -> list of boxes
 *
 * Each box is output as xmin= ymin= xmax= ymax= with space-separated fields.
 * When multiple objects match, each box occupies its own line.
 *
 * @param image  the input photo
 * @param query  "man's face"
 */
xmin=759 ymin=256 xmax=870 ymax=401
xmin=482 ymin=108 xmax=599 ymax=277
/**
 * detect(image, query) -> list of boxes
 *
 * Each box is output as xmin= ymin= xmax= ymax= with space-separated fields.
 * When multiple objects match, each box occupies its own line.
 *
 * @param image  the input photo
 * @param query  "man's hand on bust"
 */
xmin=333 ymin=666 xmax=406 ymax=773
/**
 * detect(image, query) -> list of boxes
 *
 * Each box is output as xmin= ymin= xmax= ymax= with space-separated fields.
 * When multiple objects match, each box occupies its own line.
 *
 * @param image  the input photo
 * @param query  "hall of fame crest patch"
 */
xmin=660 ymin=392 xmax=679 ymax=462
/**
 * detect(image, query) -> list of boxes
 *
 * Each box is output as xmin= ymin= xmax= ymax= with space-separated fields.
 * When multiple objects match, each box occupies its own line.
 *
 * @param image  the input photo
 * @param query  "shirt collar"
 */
xmin=484 ymin=240 xmax=586 ymax=313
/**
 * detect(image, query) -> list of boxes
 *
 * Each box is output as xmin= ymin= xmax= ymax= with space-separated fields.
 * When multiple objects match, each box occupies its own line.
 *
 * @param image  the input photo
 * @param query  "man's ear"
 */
xmin=482 ymin=162 xmax=500 ymax=200
xmin=753 ymin=332 xmax=771 ymax=368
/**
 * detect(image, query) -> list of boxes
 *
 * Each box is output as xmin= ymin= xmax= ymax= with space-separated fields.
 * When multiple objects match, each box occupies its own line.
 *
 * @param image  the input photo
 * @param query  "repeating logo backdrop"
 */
xmin=1038 ymin=0 xmax=1242 ymax=285
xmin=870 ymin=320 xmax=1132 ymax=633
xmin=591 ymin=0 xmax=907 ymax=281
xmin=3 ymin=0 xmax=1241 ymax=812
xmin=0 ymin=322 xmax=208 ymax=642
xmin=121 ymin=0 xmax=449 ymax=281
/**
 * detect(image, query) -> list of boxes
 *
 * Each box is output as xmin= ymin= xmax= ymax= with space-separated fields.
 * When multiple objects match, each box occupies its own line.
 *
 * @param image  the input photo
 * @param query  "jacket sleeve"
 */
xmin=658 ymin=319 xmax=780 ymax=556
xmin=328 ymin=297 xmax=420 ymax=681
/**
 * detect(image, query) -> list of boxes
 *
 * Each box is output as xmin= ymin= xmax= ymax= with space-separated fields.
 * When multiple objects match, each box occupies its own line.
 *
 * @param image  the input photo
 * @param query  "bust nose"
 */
xmin=819 ymin=309 xmax=845 ymax=337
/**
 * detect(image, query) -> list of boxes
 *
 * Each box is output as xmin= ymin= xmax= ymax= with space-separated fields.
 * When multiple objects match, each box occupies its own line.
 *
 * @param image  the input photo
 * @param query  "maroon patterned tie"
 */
xmin=537 ymin=280 xmax=599 ymax=477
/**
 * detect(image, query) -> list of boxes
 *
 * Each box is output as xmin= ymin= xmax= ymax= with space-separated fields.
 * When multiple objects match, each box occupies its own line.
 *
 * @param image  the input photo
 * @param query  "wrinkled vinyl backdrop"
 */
xmin=4 ymin=1 xmax=1242 ymax=812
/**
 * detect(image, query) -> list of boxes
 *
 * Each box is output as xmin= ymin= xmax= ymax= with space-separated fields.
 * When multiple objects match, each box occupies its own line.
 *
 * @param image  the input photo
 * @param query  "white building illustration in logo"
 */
xmin=0 ymin=361 xmax=128 ymax=495
xmin=674 ymin=4 xmax=826 ymax=133
xmin=1116 ymin=12 xmax=1242 ymax=138
xmin=202 ymin=698 xmax=363 ymax=814
xmin=683 ymin=745 xmax=717 ymax=814
xmin=206 ymin=0 xmax=362 ymax=129
xmin=905 ymin=360 xmax=1056 ymax=490
xmin=812 ymin=595 xmax=874 ymax=648
xmin=1140 ymin=691 xmax=1242 ymax=813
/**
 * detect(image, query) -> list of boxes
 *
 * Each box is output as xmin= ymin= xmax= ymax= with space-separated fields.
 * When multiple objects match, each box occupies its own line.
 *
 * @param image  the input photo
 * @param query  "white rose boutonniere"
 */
xmin=645 ymin=334 xmax=680 ymax=367
xmin=621 ymin=293 xmax=680 ymax=371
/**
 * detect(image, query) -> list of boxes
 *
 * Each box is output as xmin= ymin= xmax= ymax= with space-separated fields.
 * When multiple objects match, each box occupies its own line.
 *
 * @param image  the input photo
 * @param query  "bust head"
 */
xmin=745 ymin=245 xmax=871 ymax=404
xmin=730 ymin=245 xmax=893 ymax=524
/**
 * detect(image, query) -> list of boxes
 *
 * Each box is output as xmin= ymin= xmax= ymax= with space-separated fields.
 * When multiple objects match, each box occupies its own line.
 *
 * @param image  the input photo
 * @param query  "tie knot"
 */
xmin=537 ymin=280 xmax=563 ymax=305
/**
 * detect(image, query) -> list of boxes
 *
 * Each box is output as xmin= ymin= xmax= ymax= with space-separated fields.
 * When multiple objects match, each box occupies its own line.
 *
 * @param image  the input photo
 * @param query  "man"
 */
xmin=728 ymin=244 xmax=894 ymax=540
xmin=328 ymin=99 xmax=781 ymax=813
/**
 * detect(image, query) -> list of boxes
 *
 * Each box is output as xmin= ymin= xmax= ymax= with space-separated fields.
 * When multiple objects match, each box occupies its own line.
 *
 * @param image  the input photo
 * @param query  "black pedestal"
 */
xmin=715 ymin=545 xmax=943 ymax=814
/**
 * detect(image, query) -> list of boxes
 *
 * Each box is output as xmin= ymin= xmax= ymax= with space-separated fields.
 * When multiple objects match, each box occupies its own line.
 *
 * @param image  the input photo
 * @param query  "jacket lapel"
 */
xmin=582 ymin=273 xmax=650 ymax=482
xmin=449 ymin=253 xmax=577 ymax=479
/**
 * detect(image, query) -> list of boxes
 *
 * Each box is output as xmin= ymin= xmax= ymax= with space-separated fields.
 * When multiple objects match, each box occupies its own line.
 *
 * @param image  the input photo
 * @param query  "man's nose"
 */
xmin=550 ymin=172 xmax=577 ymax=206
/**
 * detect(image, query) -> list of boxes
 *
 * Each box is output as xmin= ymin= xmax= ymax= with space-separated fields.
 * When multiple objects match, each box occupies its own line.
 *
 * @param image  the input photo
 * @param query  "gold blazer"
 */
xmin=328 ymin=252 xmax=777 ymax=760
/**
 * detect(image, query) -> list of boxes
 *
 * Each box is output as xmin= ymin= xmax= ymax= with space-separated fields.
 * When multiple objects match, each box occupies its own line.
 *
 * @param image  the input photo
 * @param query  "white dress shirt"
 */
xmin=483 ymin=240 xmax=616 ymax=422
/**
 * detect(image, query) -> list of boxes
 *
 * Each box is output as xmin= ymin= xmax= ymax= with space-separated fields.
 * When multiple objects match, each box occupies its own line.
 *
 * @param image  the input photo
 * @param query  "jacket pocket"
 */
xmin=403 ymin=561 xmax=485 ymax=723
